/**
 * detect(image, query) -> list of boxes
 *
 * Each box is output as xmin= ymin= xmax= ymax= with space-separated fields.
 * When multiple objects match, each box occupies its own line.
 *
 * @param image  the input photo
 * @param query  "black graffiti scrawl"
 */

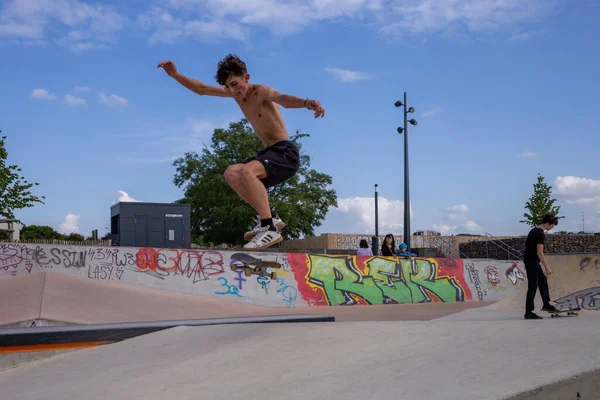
xmin=554 ymin=287 xmax=600 ymax=311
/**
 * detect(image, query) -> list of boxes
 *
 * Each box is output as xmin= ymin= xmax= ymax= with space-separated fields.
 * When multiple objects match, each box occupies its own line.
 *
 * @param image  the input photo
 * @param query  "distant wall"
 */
xmin=0 ymin=243 xmax=524 ymax=308
xmin=281 ymin=233 xmax=460 ymax=252
xmin=460 ymin=235 xmax=600 ymax=260
xmin=281 ymin=233 xmax=600 ymax=260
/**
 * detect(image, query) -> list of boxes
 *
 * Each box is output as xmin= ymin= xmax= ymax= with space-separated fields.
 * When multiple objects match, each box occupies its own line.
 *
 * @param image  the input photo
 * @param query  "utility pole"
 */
xmin=395 ymin=92 xmax=418 ymax=251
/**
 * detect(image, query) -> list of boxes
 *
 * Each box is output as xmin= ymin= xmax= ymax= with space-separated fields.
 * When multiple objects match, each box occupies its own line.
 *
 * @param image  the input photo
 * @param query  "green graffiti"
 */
xmin=307 ymin=255 xmax=465 ymax=305
xmin=308 ymin=255 xmax=383 ymax=305
xmin=366 ymin=257 xmax=412 ymax=303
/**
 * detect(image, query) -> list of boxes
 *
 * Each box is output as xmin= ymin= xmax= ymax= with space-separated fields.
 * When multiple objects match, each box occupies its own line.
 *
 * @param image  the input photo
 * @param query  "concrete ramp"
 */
xmin=0 ymin=272 xmax=273 ymax=326
xmin=437 ymin=253 xmax=600 ymax=322
xmin=485 ymin=254 xmax=600 ymax=313
xmin=1 ymin=318 xmax=600 ymax=400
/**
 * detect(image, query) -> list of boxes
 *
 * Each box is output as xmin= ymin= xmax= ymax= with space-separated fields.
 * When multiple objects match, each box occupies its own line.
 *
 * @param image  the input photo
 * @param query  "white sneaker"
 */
xmin=243 ymin=226 xmax=283 ymax=250
xmin=244 ymin=215 xmax=285 ymax=241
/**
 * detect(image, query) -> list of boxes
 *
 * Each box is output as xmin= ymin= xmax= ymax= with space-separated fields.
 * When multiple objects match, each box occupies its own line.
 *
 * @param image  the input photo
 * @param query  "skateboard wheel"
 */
xmin=271 ymin=272 xmax=277 ymax=280
xmin=231 ymin=265 xmax=238 ymax=272
xmin=244 ymin=268 xmax=252 ymax=277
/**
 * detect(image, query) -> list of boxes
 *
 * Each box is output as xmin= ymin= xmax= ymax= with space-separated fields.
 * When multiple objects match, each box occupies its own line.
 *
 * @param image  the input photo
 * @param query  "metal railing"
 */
xmin=432 ymin=236 xmax=470 ymax=258
xmin=482 ymin=232 xmax=523 ymax=260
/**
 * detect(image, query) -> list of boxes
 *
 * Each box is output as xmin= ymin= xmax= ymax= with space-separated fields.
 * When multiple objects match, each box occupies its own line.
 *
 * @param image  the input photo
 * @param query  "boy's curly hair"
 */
xmin=215 ymin=54 xmax=247 ymax=85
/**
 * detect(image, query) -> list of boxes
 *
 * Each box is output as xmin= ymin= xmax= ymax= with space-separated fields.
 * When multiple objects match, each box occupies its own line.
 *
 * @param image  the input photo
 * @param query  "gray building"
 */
xmin=110 ymin=202 xmax=191 ymax=248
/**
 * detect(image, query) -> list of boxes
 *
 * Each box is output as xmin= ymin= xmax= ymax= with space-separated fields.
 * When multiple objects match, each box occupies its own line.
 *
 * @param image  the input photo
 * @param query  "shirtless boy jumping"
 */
xmin=158 ymin=54 xmax=325 ymax=250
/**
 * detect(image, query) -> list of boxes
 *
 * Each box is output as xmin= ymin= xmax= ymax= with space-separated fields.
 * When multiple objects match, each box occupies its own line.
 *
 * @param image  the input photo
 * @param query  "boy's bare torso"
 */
xmin=234 ymin=84 xmax=290 ymax=147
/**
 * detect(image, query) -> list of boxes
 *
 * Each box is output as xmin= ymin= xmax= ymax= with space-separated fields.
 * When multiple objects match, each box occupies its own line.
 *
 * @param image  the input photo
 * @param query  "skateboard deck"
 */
xmin=231 ymin=260 xmax=281 ymax=280
xmin=547 ymin=308 xmax=580 ymax=318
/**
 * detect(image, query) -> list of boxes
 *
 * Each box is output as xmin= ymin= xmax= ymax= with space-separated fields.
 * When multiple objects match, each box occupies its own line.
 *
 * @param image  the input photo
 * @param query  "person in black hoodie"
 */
xmin=523 ymin=213 xmax=560 ymax=319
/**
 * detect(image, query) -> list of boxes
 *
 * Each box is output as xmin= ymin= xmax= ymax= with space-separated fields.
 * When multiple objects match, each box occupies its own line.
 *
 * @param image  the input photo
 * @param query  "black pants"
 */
xmin=524 ymin=261 xmax=551 ymax=313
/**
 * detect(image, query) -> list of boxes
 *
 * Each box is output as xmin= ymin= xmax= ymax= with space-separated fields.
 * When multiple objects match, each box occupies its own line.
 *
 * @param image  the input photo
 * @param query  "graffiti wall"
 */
xmin=0 ymin=243 xmax=524 ymax=308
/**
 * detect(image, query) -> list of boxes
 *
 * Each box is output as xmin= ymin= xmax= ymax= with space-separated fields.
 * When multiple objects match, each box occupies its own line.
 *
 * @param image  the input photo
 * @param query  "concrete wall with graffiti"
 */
xmin=0 ymin=243 xmax=525 ymax=308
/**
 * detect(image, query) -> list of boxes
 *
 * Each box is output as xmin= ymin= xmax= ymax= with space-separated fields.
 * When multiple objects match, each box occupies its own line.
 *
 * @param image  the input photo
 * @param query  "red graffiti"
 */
xmin=135 ymin=248 xmax=224 ymax=283
xmin=287 ymin=254 xmax=472 ymax=306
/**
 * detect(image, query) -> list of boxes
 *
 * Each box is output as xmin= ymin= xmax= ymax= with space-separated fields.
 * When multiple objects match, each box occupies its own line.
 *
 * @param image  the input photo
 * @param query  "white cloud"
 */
xmin=446 ymin=204 xmax=469 ymax=213
xmin=332 ymin=196 xmax=414 ymax=234
xmin=422 ymin=107 xmax=442 ymax=117
xmin=114 ymin=190 xmax=140 ymax=204
xmin=554 ymin=176 xmax=600 ymax=198
xmin=136 ymin=0 xmax=559 ymax=43
xmin=99 ymin=91 xmax=128 ymax=107
xmin=433 ymin=222 xmax=457 ymax=235
xmin=436 ymin=203 xmax=483 ymax=234
xmin=464 ymin=220 xmax=483 ymax=233
xmin=0 ymin=0 xmax=126 ymax=50
xmin=30 ymin=88 xmax=56 ymax=100
xmin=517 ymin=151 xmax=538 ymax=158
xmin=59 ymin=213 xmax=80 ymax=234
xmin=554 ymin=176 xmax=600 ymax=213
xmin=380 ymin=0 xmax=557 ymax=37
xmin=64 ymin=94 xmax=86 ymax=106
xmin=507 ymin=29 xmax=546 ymax=43
xmin=74 ymin=85 xmax=91 ymax=92
xmin=445 ymin=205 xmax=469 ymax=221
xmin=324 ymin=67 xmax=370 ymax=83
xmin=138 ymin=6 xmax=247 ymax=44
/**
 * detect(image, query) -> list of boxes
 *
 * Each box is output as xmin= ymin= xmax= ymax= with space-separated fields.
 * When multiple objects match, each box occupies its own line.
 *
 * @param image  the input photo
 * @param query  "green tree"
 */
xmin=21 ymin=224 xmax=63 ymax=240
xmin=0 ymin=230 xmax=10 ymax=240
xmin=65 ymin=233 xmax=85 ymax=241
xmin=520 ymin=173 xmax=564 ymax=227
xmin=173 ymin=119 xmax=337 ymax=245
xmin=0 ymin=131 xmax=45 ymax=219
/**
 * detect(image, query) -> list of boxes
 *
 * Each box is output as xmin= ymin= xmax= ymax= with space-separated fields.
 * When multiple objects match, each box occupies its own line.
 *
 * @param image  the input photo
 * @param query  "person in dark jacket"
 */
xmin=381 ymin=234 xmax=396 ymax=256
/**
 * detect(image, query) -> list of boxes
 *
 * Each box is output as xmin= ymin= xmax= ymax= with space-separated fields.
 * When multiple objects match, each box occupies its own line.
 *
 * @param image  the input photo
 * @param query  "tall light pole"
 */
xmin=373 ymin=184 xmax=379 ymax=255
xmin=395 ymin=92 xmax=418 ymax=251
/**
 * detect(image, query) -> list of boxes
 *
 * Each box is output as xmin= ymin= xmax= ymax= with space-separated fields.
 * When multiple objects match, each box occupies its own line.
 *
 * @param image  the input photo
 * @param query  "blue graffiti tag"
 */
xmin=257 ymin=276 xmax=270 ymax=294
xmin=215 ymin=277 xmax=243 ymax=297
xmin=276 ymin=278 xmax=298 ymax=308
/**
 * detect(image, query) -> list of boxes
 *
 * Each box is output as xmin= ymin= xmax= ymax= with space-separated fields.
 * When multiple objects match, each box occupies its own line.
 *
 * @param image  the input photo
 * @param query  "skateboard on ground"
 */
xmin=547 ymin=307 xmax=580 ymax=318
xmin=231 ymin=260 xmax=281 ymax=280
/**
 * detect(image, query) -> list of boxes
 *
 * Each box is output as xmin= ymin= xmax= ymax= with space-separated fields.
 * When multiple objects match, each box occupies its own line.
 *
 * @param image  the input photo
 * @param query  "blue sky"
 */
xmin=1 ymin=0 xmax=600 ymax=239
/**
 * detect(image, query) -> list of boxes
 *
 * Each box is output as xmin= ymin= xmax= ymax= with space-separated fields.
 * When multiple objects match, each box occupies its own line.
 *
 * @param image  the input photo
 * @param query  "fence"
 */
xmin=0 ymin=239 xmax=112 ymax=247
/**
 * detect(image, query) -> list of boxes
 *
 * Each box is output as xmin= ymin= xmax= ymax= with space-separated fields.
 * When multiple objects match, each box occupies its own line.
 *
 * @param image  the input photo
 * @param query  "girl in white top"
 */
xmin=356 ymin=239 xmax=373 ymax=256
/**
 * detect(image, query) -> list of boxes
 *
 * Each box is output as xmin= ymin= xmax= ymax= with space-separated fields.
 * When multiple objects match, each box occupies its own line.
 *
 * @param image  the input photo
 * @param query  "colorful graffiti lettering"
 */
xmin=289 ymin=254 xmax=469 ymax=306
xmin=134 ymin=248 xmax=224 ymax=283
xmin=505 ymin=262 xmax=525 ymax=286
xmin=484 ymin=266 xmax=506 ymax=292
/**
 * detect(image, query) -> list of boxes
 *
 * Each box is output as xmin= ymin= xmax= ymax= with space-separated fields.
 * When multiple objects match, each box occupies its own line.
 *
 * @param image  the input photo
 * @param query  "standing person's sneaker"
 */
xmin=541 ymin=304 xmax=560 ymax=313
xmin=524 ymin=312 xmax=543 ymax=319
xmin=244 ymin=215 xmax=285 ymax=240
xmin=243 ymin=226 xmax=283 ymax=250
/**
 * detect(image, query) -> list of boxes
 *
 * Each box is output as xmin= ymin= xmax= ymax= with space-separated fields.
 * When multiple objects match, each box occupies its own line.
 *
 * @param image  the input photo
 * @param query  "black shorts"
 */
xmin=243 ymin=140 xmax=300 ymax=188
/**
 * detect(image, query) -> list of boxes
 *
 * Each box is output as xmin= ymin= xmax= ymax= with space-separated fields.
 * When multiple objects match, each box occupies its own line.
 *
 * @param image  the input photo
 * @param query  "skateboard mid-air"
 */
xmin=231 ymin=260 xmax=281 ymax=280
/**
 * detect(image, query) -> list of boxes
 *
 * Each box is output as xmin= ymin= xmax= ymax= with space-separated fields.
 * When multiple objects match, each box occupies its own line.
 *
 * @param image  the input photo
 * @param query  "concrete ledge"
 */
xmin=0 ymin=314 xmax=335 ymax=347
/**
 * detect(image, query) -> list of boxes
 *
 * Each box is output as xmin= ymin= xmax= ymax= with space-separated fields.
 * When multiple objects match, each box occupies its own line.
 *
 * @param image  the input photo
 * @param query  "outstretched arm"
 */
xmin=157 ymin=60 xmax=231 ymax=98
xmin=259 ymin=85 xmax=325 ymax=118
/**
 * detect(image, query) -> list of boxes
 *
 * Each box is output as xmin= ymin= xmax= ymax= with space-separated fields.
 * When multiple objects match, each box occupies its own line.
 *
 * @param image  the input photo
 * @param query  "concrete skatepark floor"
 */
xmin=1 ymin=312 xmax=600 ymax=400
xmin=2 ymin=252 xmax=600 ymax=399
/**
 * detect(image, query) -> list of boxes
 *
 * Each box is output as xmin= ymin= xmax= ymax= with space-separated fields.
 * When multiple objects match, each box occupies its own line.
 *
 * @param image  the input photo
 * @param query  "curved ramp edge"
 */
xmin=505 ymin=368 xmax=600 ymax=400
